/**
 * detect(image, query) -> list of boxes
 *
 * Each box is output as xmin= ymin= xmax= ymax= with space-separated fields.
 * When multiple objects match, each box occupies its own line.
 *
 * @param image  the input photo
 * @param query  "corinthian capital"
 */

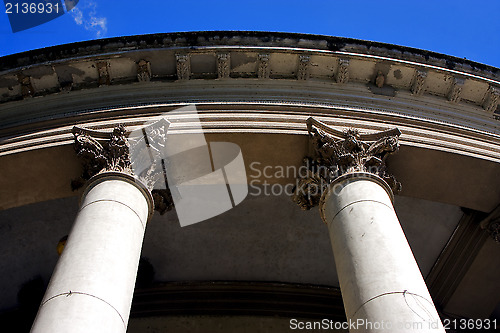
xmin=72 ymin=120 xmax=173 ymax=214
xmin=72 ymin=125 xmax=132 ymax=182
xmin=292 ymin=117 xmax=402 ymax=210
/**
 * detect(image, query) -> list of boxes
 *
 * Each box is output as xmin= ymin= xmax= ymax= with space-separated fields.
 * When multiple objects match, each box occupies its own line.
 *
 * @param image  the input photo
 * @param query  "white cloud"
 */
xmin=69 ymin=1 xmax=107 ymax=38
xmin=72 ymin=7 xmax=83 ymax=25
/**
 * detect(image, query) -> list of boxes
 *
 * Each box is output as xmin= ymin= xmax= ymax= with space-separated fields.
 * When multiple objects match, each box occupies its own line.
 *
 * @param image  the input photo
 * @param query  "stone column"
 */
xmin=293 ymin=118 xmax=444 ymax=332
xmin=31 ymin=124 xmax=172 ymax=333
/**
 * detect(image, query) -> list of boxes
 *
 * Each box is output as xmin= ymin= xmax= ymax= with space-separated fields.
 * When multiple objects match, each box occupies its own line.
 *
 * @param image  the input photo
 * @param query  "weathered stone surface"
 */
xmin=335 ymin=58 xmax=349 ymax=83
xmin=297 ymin=55 xmax=310 ymax=80
xmin=411 ymin=69 xmax=427 ymax=95
xmin=217 ymin=53 xmax=230 ymax=79
xmin=137 ymin=60 xmax=152 ymax=82
xmin=292 ymin=117 xmax=401 ymax=210
xmin=72 ymin=123 xmax=173 ymax=214
xmin=258 ymin=54 xmax=270 ymax=79
xmin=175 ymin=54 xmax=190 ymax=80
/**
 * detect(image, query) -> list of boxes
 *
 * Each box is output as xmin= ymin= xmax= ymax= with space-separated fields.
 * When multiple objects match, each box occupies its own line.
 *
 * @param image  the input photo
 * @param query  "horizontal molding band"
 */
xmin=130 ymin=281 xmax=345 ymax=320
xmin=0 ymin=102 xmax=499 ymax=163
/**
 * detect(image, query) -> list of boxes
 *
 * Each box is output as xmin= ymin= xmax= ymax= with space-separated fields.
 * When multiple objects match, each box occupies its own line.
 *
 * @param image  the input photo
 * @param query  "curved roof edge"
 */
xmin=1 ymin=31 xmax=499 ymax=79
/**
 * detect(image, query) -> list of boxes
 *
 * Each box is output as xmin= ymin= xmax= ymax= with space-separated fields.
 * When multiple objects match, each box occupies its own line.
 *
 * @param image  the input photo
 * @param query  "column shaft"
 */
xmin=321 ymin=173 xmax=444 ymax=332
xmin=31 ymin=173 xmax=152 ymax=333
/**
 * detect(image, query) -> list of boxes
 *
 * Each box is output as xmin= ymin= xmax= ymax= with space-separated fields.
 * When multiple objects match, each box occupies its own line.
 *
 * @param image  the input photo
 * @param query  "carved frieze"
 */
xmin=175 ymin=54 xmax=190 ymax=80
xmin=483 ymin=85 xmax=500 ymax=113
xmin=17 ymin=73 xmax=34 ymax=97
xmin=137 ymin=60 xmax=152 ymax=82
xmin=292 ymin=117 xmax=401 ymax=210
xmin=72 ymin=122 xmax=173 ymax=214
xmin=217 ymin=53 xmax=230 ymax=79
xmin=411 ymin=69 xmax=427 ymax=96
xmin=258 ymin=54 xmax=270 ymax=79
xmin=96 ymin=61 xmax=110 ymax=86
xmin=375 ymin=71 xmax=385 ymax=88
xmin=297 ymin=55 xmax=310 ymax=80
xmin=72 ymin=125 xmax=131 ymax=184
xmin=335 ymin=58 xmax=349 ymax=84
xmin=447 ymin=77 xmax=465 ymax=103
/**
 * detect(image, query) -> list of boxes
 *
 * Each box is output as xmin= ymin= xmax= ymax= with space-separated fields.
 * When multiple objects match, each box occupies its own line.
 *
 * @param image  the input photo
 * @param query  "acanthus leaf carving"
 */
xmin=447 ymin=77 xmax=465 ymax=103
xmin=17 ymin=73 xmax=34 ymax=97
xmin=175 ymin=54 xmax=190 ymax=80
xmin=335 ymin=58 xmax=349 ymax=84
xmin=258 ymin=54 xmax=270 ymax=79
xmin=73 ymin=125 xmax=132 ymax=185
xmin=411 ymin=69 xmax=427 ymax=96
xmin=375 ymin=71 xmax=385 ymax=88
xmin=297 ymin=55 xmax=310 ymax=80
xmin=72 ymin=122 xmax=173 ymax=214
xmin=217 ymin=53 xmax=230 ymax=79
xmin=137 ymin=59 xmax=152 ymax=82
xmin=292 ymin=117 xmax=401 ymax=210
xmin=97 ymin=61 xmax=110 ymax=86
xmin=483 ymin=85 xmax=500 ymax=113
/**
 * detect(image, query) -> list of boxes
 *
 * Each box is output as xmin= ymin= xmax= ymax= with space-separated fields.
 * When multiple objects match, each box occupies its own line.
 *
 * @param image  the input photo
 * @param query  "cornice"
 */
xmin=1 ymin=32 xmax=498 ymax=76
xmin=0 ymin=32 xmax=499 ymax=164
xmin=1 ymin=45 xmax=499 ymax=105
xmin=1 ymin=34 xmax=499 ymax=123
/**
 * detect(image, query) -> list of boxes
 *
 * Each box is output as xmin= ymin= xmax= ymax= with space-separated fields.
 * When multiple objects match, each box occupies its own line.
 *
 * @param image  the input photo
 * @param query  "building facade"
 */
xmin=0 ymin=32 xmax=499 ymax=332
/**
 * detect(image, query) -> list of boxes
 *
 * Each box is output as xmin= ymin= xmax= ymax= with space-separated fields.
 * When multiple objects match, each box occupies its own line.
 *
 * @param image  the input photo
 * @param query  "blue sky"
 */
xmin=0 ymin=0 xmax=499 ymax=68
